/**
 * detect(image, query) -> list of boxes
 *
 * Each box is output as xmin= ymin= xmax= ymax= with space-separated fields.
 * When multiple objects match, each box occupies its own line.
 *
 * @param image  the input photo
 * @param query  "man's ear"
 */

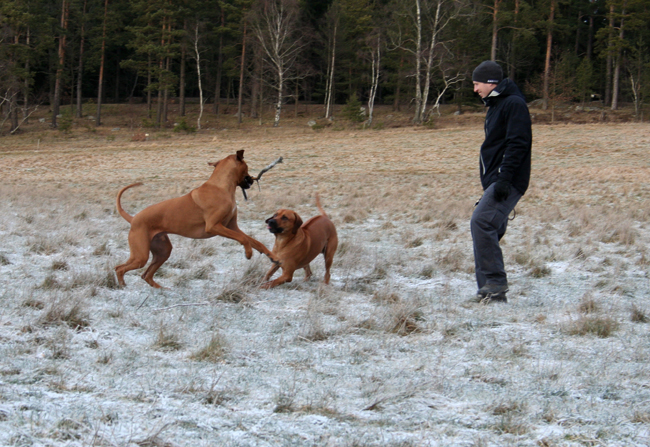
xmin=292 ymin=213 xmax=303 ymax=234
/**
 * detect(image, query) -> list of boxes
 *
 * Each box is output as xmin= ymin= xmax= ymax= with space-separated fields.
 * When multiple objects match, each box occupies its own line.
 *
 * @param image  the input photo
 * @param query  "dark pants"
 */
xmin=470 ymin=182 xmax=522 ymax=289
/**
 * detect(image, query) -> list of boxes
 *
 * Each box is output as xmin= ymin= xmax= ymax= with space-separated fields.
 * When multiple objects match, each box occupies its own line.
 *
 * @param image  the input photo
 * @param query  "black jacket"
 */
xmin=480 ymin=78 xmax=532 ymax=195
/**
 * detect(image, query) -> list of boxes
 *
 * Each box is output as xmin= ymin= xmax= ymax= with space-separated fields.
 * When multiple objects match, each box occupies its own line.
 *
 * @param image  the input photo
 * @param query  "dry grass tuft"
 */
xmin=385 ymin=298 xmax=425 ymax=336
xmin=578 ymin=292 xmax=599 ymax=314
xmin=190 ymin=333 xmax=228 ymax=362
xmin=562 ymin=315 xmax=619 ymax=338
xmin=93 ymin=242 xmax=111 ymax=256
xmin=529 ymin=264 xmax=552 ymax=278
xmin=213 ymin=288 xmax=247 ymax=303
xmin=631 ymin=411 xmax=650 ymax=423
xmin=46 ymin=327 xmax=72 ymax=360
xmin=437 ymin=247 xmax=470 ymax=273
xmin=153 ymin=324 xmax=183 ymax=351
xmin=492 ymin=414 xmax=530 ymax=435
xmin=50 ymin=260 xmax=68 ymax=271
xmin=599 ymin=219 xmax=637 ymax=245
xmin=630 ymin=305 xmax=648 ymax=323
xmin=299 ymin=298 xmax=331 ymax=342
xmin=39 ymin=294 xmax=91 ymax=330
xmin=213 ymin=258 xmax=268 ymax=302
xmin=97 ymin=351 xmax=114 ymax=365
xmin=174 ymin=264 xmax=215 ymax=286
xmin=23 ymin=297 xmax=45 ymax=309
xmin=273 ymin=381 xmax=297 ymax=413
xmin=418 ymin=264 xmax=435 ymax=278
xmin=489 ymin=399 xmax=527 ymax=415
xmin=372 ymin=288 xmax=401 ymax=304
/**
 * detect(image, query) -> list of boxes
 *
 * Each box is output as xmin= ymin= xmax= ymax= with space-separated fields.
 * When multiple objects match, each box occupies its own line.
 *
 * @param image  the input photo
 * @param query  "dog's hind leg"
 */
xmin=141 ymin=233 xmax=172 ymax=288
xmin=322 ymin=238 xmax=337 ymax=285
xmin=115 ymin=228 xmax=151 ymax=287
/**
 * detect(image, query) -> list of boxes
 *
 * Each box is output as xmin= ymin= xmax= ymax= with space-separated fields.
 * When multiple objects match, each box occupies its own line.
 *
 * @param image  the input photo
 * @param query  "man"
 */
xmin=470 ymin=60 xmax=531 ymax=303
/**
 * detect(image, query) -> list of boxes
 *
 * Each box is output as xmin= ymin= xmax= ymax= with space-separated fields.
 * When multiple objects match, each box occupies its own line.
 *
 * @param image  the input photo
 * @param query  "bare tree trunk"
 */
xmin=10 ymin=84 xmax=18 ymax=132
xmin=587 ymin=14 xmax=593 ymax=60
xmin=419 ymin=0 xmax=442 ymax=121
xmin=611 ymin=1 xmax=626 ymax=111
xmin=238 ymin=22 xmax=247 ymax=125
xmin=294 ymin=82 xmax=299 ymax=118
xmin=180 ymin=21 xmax=187 ymax=117
xmin=258 ymin=71 xmax=263 ymax=125
xmin=542 ymin=0 xmax=554 ymax=111
xmin=96 ymin=0 xmax=108 ymax=126
xmin=250 ymin=46 xmax=261 ymax=119
xmin=273 ymin=71 xmax=283 ymax=127
xmin=52 ymin=0 xmax=69 ymax=128
xmin=156 ymin=60 xmax=163 ymax=126
xmin=163 ymin=56 xmax=170 ymax=124
xmin=147 ymin=55 xmax=152 ymax=119
xmin=156 ymin=19 xmax=165 ymax=127
xmin=23 ymin=27 xmax=31 ymax=122
xmin=252 ymin=0 xmax=304 ymax=128
xmin=509 ymin=0 xmax=520 ymax=81
xmin=325 ymin=21 xmax=337 ymax=119
xmin=214 ymin=8 xmax=224 ymax=114
xmin=366 ymin=34 xmax=380 ymax=127
xmin=605 ymin=4 xmax=614 ymax=107
xmin=490 ymin=0 xmax=501 ymax=61
xmin=193 ymin=24 xmax=204 ymax=130
xmin=76 ymin=0 xmax=87 ymax=118
xmin=413 ymin=0 xmax=423 ymax=124
xmin=575 ymin=10 xmax=581 ymax=56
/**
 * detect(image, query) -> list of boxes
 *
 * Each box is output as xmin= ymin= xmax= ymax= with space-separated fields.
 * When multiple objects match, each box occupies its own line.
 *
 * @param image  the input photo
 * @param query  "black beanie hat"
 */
xmin=472 ymin=61 xmax=503 ymax=84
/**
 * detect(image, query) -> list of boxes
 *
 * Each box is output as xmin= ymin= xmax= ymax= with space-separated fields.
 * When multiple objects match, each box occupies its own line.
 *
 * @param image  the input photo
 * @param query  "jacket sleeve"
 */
xmin=497 ymin=97 xmax=532 ymax=184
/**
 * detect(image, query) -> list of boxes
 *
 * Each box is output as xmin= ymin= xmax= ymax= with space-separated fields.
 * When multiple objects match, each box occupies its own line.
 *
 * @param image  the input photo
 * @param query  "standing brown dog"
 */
xmin=115 ymin=150 xmax=275 ymax=288
xmin=262 ymin=194 xmax=338 ymax=289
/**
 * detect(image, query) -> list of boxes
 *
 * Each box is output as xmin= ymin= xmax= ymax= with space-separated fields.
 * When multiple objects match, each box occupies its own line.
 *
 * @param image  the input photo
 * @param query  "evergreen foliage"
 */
xmin=0 ymin=0 xmax=649 ymax=133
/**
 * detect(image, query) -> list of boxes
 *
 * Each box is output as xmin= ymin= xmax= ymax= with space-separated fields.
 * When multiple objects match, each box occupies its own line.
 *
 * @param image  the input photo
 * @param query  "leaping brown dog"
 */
xmin=115 ymin=150 xmax=276 ymax=288
xmin=262 ymin=194 xmax=338 ymax=289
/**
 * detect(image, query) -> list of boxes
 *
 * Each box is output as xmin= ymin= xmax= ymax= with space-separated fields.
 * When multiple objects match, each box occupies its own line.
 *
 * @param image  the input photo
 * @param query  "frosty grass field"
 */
xmin=1 ymin=122 xmax=649 ymax=446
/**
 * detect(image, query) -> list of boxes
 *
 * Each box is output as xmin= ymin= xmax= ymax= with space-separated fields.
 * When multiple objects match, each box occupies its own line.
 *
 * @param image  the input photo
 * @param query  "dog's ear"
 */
xmin=292 ymin=212 xmax=303 ymax=234
xmin=236 ymin=150 xmax=245 ymax=161
xmin=208 ymin=161 xmax=217 ymax=167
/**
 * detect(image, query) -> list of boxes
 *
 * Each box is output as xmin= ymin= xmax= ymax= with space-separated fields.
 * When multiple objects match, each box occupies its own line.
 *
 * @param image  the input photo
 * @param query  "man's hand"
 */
xmin=493 ymin=180 xmax=511 ymax=202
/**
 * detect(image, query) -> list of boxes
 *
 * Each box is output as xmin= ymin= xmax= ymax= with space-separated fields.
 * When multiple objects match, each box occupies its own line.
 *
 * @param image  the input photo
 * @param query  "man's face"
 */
xmin=473 ymin=82 xmax=498 ymax=99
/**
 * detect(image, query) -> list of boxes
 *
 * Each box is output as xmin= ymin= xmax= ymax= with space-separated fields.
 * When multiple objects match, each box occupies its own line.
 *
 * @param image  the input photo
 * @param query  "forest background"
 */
xmin=1 ymin=0 xmax=649 ymax=134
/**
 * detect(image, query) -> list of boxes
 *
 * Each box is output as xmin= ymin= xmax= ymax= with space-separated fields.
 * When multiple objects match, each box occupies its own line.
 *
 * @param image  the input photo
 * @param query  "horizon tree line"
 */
xmin=0 ymin=0 xmax=648 ymax=134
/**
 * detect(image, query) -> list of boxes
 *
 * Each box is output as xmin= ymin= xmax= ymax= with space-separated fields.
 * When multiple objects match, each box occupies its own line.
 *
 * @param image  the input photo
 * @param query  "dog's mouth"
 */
xmin=238 ymin=175 xmax=255 ymax=200
xmin=265 ymin=218 xmax=284 ymax=234
xmin=239 ymin=175 xmax=254 ymax=190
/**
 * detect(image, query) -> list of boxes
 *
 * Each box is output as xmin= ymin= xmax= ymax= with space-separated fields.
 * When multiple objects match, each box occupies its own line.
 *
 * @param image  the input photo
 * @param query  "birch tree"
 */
xmin=51 ymin=0 xmax=69 ymax=128
xmin=190 ymin=22 xmax=205 ymax=129
xmin=389 ymin=0 xmax=465 ymax=124
xmin=610 ymin=0 xmax=626 ymax=110
xmin=251 ymin=0 xmax=307 ymax=127
xmin=542 ymin=0 xmax=555 ymax=110
xmin=95 ymin=0 xmax=108 ymax=126
xmin=323 ymin=1 xmax=342 ymax=120
xmin=364 ymin=31 xmax=381 ymax=127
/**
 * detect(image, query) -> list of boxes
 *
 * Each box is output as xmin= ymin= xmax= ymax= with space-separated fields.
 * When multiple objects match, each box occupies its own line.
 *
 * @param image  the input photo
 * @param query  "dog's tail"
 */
xmin=315 ymin=193 xmax=328 ymax=218
xmin=116 ymin=182 xmax=143 ymax=224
